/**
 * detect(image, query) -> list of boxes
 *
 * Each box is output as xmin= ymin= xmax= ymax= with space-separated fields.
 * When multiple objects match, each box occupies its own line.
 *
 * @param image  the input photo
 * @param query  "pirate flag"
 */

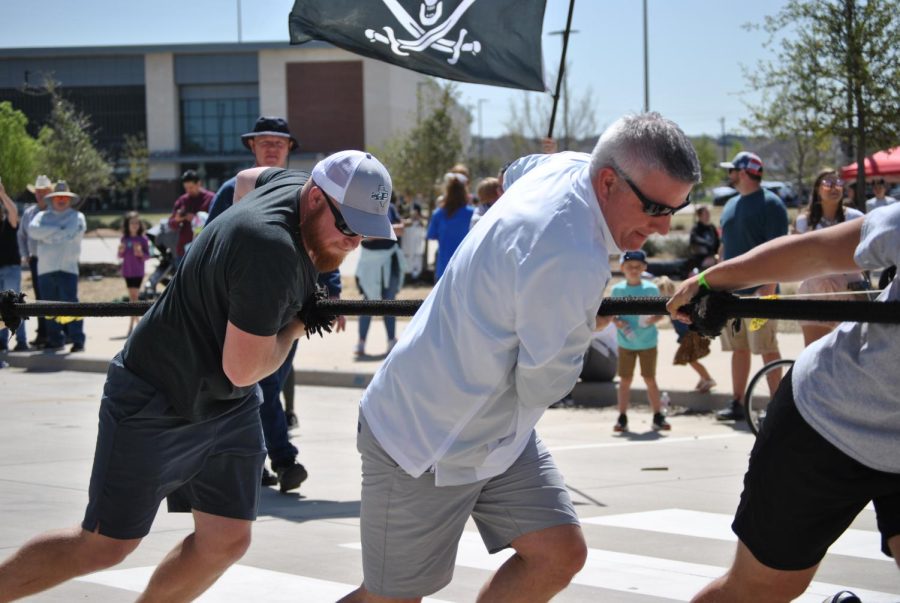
xmin=289 ymin=0 xmax=548 ymax=92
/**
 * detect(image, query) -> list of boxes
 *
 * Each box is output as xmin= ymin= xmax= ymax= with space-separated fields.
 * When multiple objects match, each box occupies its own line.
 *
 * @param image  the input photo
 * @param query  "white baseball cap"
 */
xmin=311 ymin=151 xmax=395 ymax=240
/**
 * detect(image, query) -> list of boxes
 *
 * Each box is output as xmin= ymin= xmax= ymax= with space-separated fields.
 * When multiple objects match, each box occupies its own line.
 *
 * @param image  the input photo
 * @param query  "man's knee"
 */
xmin=79 ymin=530 xmax=141 ymax=573
xmin=516 ymin=525 xmax=587 ymax=581
xmin=713 ymin=541 xmax=815 ymax=602
xmin=194 ymin=519 xmax=252 ymax=564
xmin=887 ymin=534 xmax=900 ymax=570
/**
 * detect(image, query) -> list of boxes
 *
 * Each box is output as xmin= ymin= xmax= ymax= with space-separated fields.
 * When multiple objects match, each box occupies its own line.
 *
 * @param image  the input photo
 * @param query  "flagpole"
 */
xmin=547 ymin=0 xmax=576 ymax=140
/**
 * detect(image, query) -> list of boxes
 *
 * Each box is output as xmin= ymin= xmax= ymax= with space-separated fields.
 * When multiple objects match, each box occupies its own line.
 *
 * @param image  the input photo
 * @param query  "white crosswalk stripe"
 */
xmin=583 ymin=508 xmax=888 ymax=561
xmin=77 ymin=564 xmax=452 ymax=602
xmin=342 ymin=532 xmax=899 ymax=603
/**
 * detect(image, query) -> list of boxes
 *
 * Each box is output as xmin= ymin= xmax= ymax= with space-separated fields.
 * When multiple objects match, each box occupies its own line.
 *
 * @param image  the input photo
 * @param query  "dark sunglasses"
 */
xmin=821 ymin=178 xmax=845 ymax=189
xmin=319 ymin=187 xmax=358 ymax=237
xmin=616 ymin=169 xmax=691 ymax=217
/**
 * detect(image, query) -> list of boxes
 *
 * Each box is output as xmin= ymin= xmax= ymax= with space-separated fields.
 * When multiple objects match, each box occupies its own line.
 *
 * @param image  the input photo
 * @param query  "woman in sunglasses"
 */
xmin=793 ymin=168 xmax=866 ymax=345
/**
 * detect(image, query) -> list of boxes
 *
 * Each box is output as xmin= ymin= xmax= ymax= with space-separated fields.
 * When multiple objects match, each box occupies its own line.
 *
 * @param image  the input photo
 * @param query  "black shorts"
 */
xmin=124 ymin=276 xmax=143 ymax=288
xmin=733 ymin=368 xmax=900 ymax=570
xmin=82 ymin=355 xmax=266 ymax=540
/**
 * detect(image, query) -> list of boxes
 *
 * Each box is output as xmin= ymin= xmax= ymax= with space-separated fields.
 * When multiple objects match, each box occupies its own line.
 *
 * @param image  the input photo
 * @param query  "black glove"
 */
xmin=296 ymin=285 xmax=337 ymax=339
xmin=0 ymin=289 xmax=25 ymax=333
xmin=687 ymin=288 xmax=738 ymax=338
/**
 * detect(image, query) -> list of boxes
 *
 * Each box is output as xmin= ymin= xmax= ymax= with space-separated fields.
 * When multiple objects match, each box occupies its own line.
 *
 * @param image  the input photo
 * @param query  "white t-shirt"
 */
xmin=361 ymin=152 xmax=618 ymax=486
xmin=794 ymin=207 xmax=864 ymax=233
xmin=792 ymin=203 xmax=900 ymax=472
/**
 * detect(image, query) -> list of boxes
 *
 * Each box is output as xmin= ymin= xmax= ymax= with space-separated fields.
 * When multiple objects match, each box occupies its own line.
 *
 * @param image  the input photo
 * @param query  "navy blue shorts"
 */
xmin=82 ymin=356 xmax=266 ymax=540
xmin=733 ymin=369 xmax=900 ymax=570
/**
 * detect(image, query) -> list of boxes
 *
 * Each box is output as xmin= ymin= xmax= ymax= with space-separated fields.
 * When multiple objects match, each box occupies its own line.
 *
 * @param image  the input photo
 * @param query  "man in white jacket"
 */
xmin=340 ymin=113 xmax=701 ymax=603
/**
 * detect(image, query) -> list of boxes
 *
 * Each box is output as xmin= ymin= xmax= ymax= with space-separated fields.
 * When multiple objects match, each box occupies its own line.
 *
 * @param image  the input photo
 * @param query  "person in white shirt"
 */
xmin=865 ymin=178 xmax=897 ymax=213
xmin=339 ymin=113 xmax=700 ymax=603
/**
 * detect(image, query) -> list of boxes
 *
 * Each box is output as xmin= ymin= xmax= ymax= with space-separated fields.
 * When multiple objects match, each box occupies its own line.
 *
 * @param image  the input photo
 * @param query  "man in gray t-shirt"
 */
xmin=667 ymin=204 xmax=900 ymax=602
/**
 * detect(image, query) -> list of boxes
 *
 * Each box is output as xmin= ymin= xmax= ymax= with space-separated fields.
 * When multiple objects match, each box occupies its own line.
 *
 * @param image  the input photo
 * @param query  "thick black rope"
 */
xmin=2 ymin=292 xmax=898 ymax=324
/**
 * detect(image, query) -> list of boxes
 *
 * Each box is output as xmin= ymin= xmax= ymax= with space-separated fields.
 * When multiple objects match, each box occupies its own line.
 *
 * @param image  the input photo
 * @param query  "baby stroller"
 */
xmin=141 ymin=219 xmax=178 ymax=300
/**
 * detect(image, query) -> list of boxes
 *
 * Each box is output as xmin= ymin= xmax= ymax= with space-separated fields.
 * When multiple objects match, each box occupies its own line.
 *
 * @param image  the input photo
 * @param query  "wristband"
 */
xmin=698 ymin=271 xmax=711 ymax=291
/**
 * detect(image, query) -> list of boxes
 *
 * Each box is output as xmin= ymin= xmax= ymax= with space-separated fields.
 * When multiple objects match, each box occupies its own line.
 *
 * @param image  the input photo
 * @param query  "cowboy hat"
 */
xmin=26 ymin=174 xmax=53 ymax=193
xmin=45 ymin=180 xmax=80 ymax=202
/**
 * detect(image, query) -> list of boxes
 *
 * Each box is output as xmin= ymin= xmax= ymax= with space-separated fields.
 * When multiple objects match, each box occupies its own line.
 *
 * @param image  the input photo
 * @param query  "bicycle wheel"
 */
xmin=743 ymin=359 xmax=795 ymax=436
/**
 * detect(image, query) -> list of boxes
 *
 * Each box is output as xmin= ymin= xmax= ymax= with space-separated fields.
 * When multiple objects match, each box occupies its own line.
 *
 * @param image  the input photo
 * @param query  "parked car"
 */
xmin=712 ymin=185 xmax=738 ymax=206
xmin=712 ymin=181 xmax=801 ymax=207
xmin=762 ymin=180 xmax=801 ymax=207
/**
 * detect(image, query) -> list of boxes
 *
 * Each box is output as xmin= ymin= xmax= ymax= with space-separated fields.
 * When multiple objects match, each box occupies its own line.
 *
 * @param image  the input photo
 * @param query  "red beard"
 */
xmin=299 ymin=202 xmax=346 ymax=272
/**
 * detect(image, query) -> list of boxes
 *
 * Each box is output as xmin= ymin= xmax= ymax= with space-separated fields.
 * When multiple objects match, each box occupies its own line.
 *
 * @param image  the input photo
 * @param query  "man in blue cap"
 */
xmin=715 ymin=151 xmax=788 ymax=421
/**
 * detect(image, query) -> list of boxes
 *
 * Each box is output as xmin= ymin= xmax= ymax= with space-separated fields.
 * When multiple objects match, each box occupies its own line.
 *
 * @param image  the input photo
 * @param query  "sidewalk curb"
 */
xmin=4 ymin=352 xmax=733 ymax=412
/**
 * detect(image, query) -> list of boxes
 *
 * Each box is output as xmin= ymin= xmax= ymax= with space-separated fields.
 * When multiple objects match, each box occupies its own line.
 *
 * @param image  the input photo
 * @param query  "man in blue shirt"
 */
xmin=716 ymin=152 xmax=788 ymax=420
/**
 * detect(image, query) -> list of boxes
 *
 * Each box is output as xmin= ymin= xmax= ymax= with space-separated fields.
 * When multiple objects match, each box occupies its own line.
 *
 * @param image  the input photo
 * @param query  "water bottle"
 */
xmin=660 ymin=392 xmax=671 ymax=416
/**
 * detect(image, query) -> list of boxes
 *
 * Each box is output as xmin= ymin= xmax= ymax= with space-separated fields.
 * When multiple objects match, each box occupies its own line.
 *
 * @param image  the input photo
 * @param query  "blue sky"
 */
xmin=0 ymin=0 xmax=789 ymax=138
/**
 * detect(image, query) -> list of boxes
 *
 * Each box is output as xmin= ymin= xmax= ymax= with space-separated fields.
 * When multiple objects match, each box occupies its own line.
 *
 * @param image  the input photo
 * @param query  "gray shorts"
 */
xmin=82 ymin=356 xmax=266 ymax=540
xmin=357 ymin=413 xmax=579 ymax=598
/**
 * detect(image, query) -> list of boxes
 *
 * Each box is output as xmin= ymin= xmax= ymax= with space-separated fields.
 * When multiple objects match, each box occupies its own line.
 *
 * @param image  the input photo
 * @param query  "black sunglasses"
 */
xmin=318 ymin=187 xmax=358 ymax=237
xmin=616 ymin=168 xmax=691 ymax=217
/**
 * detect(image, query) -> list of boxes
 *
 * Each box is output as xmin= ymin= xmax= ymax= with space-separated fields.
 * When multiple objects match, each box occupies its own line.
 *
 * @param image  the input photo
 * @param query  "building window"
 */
xmin=180 ymin=84 xmax=258 ymax=155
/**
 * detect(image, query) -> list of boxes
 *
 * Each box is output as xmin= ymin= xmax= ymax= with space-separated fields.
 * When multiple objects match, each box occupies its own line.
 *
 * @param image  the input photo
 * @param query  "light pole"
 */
xmin=477 ymin=98 xmax=487 ymax=175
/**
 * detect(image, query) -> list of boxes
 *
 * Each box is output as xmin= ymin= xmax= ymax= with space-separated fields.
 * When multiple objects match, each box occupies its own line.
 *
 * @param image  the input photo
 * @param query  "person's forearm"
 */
xmin=224 ymin=319 xmax=307 ymax=387
xmin=1 ymin=193 xmax=18 ymax=227
xmin=701 ymin=220 xmax=862 ymax=291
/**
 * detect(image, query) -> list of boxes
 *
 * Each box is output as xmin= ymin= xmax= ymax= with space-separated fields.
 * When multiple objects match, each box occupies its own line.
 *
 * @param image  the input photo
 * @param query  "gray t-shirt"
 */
xmin=123 ymin=169 xmax=316 ymax=421
xmin=792 ymin=203 xmax=900 ymax=472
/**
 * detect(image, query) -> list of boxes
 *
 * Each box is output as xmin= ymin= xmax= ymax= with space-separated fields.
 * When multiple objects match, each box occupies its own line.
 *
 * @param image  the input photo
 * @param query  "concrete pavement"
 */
xmin=0 ymin=370 xmax=895 ymax=602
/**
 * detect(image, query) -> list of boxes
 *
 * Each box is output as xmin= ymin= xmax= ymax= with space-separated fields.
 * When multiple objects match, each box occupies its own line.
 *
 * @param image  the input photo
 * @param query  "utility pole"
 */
xmin=642 ymin=0 xmax=649 ymax=112
xmin=719 ymin=117 xmax=727 ymax=162
xmin=236 ymin=0 xmax=243 ymax=43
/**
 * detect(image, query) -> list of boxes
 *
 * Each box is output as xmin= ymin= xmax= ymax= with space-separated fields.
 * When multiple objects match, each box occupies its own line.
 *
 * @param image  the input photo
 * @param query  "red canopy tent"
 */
xmin=840 ymin=147 xmax=900 ymax=182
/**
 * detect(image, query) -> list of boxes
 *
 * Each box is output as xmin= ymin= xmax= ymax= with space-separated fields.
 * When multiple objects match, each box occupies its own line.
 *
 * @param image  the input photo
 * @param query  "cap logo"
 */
xmin=371 ymin=184 xmax=389 ymax=207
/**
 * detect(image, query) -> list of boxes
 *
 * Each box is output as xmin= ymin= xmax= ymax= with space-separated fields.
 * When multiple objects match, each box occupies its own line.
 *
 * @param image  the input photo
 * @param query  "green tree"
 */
xmin=36 ymin=84 xmax=112 ymax=199
xmin=0 ymin=101 xmax=40 ymax=196
xmin=122 ymin=133 xmax=149 ymax=209
xmin=746 ymin=0 xmax=900 ymax=209
xmin=377 ymin=81 xmax=463 ymax=215
xmin=692 ymin=136 xmax=723 ymax=198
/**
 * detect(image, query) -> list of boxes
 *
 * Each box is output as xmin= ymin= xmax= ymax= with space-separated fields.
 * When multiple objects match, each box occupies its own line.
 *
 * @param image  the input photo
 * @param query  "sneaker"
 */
xmin=613 ymin=413 xmax=628 ymax=432
xmin=29 ymin=338 xmax=47 ymax=349
xmin=69 ymin=344 xmax=85 ymax=353
xmin=716 ymin=399 xmax=745 ymax=421
xmin=0 ymin=360 xmax=8 ymax=369
xmin=354 ymin=340 xmax=365 ymax=357
xmin=12 ymin=342 xmax=29 ymax=352
xmin=695 ymin=378 xmax=716 ymax=393
xmin=261 ymin=467 xmax=278 ymax=487
xmin=275 ymin=461 xmax=308 ymax=493
xmin=652 ymin=412 xmax=671 ymax=431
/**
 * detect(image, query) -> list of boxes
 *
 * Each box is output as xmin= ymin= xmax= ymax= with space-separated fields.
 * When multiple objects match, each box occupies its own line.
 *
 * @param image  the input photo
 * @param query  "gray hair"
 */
xmin=588 ymin=113 xmax=701 ymax=185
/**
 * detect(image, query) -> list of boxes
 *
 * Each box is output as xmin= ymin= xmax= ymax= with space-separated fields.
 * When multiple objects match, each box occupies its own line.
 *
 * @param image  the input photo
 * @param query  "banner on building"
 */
xmin=289 ymin=0 xmax=548 ymax=92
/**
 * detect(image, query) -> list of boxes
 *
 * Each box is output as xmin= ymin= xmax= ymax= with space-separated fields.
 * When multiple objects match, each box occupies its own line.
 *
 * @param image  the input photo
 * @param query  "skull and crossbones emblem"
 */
xmin=365 ymin=0 xmax=482 ymax=66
